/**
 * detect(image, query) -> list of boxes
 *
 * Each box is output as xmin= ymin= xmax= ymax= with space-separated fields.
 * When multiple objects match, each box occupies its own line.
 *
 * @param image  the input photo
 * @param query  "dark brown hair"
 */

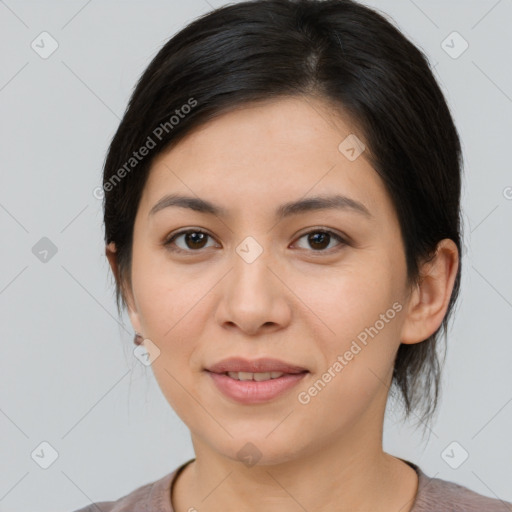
xmin=101 ymin=0 xmax=464 ymax=433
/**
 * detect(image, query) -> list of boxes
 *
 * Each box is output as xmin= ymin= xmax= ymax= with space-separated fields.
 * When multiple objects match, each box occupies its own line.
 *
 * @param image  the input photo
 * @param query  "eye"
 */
xmin=163 ymin=227 xmax=347 ymax=254
xmin=164 ymin=229 xmax=218 ymax=253
xmin=293 ymin=229 xmax=347 ymax=253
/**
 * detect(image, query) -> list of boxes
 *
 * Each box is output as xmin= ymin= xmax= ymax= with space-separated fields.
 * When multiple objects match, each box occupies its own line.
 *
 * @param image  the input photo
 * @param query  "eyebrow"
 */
xmin=149 ymin=193 xmax=373 ymax=220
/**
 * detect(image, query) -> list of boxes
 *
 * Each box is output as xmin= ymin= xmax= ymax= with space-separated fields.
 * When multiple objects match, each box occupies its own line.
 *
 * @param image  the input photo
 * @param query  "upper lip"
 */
xmin=205 ymin=357 xmax=309 ymax=374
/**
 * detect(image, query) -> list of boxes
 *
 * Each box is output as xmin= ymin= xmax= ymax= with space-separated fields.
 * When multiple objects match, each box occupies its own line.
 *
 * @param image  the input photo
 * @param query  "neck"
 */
xmin=172 ymin=410 xmax=418 ymax=512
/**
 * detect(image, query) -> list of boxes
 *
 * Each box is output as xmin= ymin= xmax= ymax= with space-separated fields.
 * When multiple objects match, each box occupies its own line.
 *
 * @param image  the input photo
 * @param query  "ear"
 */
xmin=400 ymin=239 xmax=459 ymax=345
xmin=105 ymin=242 xmax=143 ymax=333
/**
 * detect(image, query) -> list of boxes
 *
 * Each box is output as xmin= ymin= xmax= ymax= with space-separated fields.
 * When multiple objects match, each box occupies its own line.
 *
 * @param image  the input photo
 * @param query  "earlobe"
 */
xmin=400 ymin=239 xmax=459 ymax=345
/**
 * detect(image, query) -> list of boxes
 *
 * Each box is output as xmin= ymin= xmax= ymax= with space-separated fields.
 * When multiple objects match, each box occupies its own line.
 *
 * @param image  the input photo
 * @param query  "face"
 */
xmin=120 ymin=96 xmax=418 ymax=465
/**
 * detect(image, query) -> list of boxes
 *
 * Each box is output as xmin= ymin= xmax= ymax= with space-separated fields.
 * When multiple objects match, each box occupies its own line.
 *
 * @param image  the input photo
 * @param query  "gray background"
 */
xmin=1 ymin=0 xmax=511 ymax=511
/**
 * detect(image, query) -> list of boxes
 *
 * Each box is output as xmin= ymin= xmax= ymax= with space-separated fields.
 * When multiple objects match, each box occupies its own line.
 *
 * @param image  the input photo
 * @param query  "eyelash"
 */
xmin=163 ymin=228 xmax=347 ymax=255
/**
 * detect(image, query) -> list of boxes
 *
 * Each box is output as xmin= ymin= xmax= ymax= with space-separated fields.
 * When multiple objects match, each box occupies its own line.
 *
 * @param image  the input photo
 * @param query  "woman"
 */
xmin=75 ymin=0 xmax=512 ymax=510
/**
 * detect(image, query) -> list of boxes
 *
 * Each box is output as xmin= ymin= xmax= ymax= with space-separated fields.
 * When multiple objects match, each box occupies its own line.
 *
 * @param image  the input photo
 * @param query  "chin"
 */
xmin=212 ymin=436 xmax=306 ymax=468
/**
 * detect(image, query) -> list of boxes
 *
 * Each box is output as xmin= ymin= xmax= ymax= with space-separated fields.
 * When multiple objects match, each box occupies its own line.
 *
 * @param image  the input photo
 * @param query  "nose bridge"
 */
xmin=231 ymin=234 xmax=275 ymax=294
xmin=215 ymin=233 xmax=290 ymax=333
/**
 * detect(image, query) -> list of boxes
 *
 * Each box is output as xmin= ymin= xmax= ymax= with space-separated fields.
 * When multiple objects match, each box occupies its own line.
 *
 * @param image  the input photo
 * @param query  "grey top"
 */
xmin=72 ymin=458 xmax=512 ymax=511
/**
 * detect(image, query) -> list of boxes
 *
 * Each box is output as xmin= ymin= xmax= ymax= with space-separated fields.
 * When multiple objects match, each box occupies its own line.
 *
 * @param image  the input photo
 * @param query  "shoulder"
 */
xmin=413 ymin=465 xmax=512 ymax=511
xmin=71 ymin=501 xmax=119 ymax=512
xmin=69 ymin=468 xmax=178 ymax=512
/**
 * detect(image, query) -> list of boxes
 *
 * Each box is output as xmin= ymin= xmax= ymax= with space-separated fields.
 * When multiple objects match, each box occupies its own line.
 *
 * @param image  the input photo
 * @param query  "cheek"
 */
xmin=296 ymin=258 xmax=401 ymax=339
xmin=293 ymin=280 xmax=404 ymax=435
xmin=130 ymin=267 xmax=206 ymax=403
xmin=297 ymin=261 xmax=404 ymax=395
xmin=132 ymin=253 xmax=205 ymax=338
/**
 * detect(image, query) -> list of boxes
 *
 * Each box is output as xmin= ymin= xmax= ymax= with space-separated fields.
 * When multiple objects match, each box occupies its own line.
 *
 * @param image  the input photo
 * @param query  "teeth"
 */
xmin=227 ymin=371 xmax=285 ymax=381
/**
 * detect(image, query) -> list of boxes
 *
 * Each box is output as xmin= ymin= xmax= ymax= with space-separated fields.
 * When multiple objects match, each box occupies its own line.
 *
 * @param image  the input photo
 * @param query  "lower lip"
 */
xmin=206 ymin=371 xmax=308 ymax=404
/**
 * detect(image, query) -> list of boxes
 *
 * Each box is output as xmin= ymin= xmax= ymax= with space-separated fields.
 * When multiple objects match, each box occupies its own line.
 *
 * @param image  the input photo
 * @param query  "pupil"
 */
xmin=187 ymin=232 xmax=207 ymax=249
xmin=309 ymin=232 xmax=329 ymax=250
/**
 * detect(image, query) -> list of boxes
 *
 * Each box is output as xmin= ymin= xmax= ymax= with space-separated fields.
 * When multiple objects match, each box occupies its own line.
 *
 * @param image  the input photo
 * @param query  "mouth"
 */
xmin=204 ymin=357 xmax=309 ymax=404
xmin=205 ymin=356 xmax=309 ymax=375
xmin=213 ymin=370 xmax=300 ymax=381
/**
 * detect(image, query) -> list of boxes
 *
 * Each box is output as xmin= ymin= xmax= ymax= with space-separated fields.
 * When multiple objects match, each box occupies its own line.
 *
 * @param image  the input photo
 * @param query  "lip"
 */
xmin=205 ymin=357 xmax=308 ymax=374
xmin=206 ymin=371 xmax=308 ymax=404
xmin=204 ymin=357 xmax=309 ymax=405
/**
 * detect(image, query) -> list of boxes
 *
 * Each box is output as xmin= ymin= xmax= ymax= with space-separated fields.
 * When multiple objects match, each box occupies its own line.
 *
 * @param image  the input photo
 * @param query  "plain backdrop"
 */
xmin=0 ymin=1 xmax=511 ymax=511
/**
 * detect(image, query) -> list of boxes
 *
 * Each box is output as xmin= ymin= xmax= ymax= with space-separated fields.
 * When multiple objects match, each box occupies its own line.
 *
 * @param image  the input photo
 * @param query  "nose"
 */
xmin=214 ymin=247 xmax=292 ymax=336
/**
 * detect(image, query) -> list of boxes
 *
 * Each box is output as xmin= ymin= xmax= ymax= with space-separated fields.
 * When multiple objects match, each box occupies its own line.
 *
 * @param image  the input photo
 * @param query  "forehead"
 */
xmin=140 ymin=96 xmax=392 ymax=222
